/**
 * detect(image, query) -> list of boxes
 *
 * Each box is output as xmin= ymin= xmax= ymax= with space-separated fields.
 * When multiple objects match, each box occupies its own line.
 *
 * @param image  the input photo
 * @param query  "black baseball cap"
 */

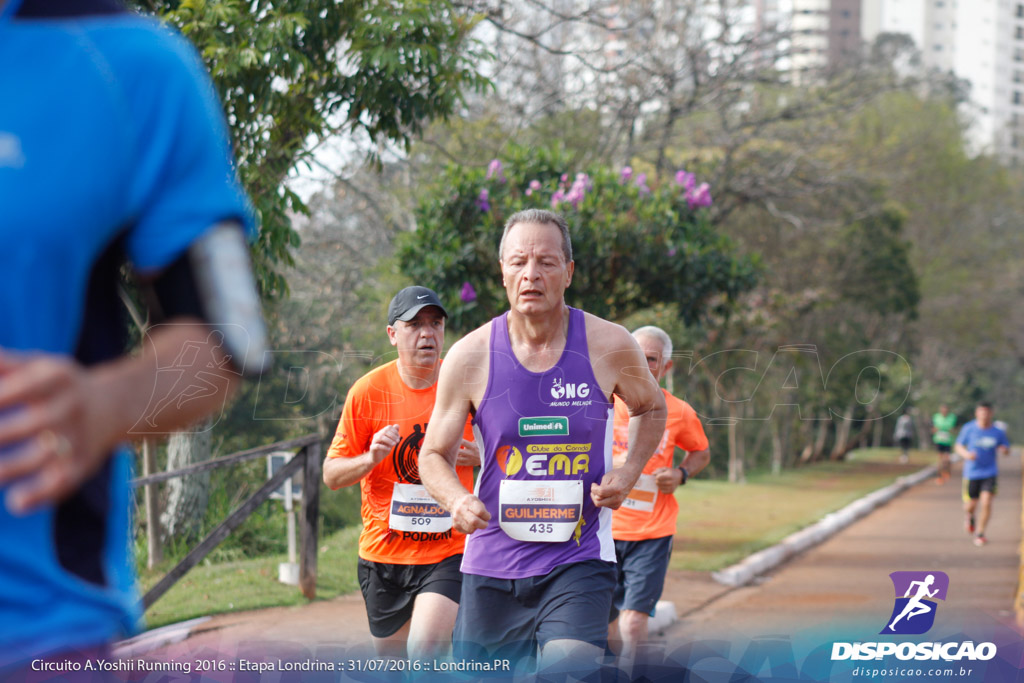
xmin=387 ymin=286 xmax=448 ymax=326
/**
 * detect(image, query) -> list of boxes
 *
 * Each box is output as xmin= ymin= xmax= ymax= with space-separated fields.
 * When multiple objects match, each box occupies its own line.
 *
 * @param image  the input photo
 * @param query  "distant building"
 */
xmin=861 ymin=0 xmax=1024 ymax=165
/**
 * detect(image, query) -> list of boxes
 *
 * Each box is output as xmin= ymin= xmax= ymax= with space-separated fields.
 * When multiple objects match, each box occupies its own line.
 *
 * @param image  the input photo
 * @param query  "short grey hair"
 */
xmin=499 ymin=209 xmax=573 ymax=263
xmin=632 ymin=325 xmax=673 ymax=358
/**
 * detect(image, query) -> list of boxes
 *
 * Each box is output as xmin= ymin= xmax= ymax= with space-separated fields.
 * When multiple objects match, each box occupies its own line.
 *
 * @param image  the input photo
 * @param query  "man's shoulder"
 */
xmin=446 ymin=321 xmax=493 ymax=359
xmin=581 ymin=311 xmax=631 ymax=348
xmin=35 ymin=7 xmax=213 ymax=96
xmin=959 ymin=420 xmax=978 ymax=436
xmin=350 ymin=360 xmax=401 ymax=395
xmin=665 ymin=391 xmax=694 ymax=414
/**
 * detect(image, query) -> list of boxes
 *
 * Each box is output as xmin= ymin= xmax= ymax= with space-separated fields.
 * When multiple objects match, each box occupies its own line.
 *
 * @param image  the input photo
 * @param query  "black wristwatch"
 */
xmin=677 ymin=465 xmax=689 ymax=485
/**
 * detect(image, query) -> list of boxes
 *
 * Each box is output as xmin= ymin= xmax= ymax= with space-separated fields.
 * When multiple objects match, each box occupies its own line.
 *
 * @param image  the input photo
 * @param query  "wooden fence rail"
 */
xmin=132 ymin=434 xmax=322 ymax=609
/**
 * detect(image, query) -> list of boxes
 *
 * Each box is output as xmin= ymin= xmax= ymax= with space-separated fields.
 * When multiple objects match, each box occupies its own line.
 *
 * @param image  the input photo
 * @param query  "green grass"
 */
xmin=670 ymin=447 xmax=934 ymax=571
xmin=137 ymin=448 xmax=933 ymax=629
xmin=139 ymin=525 xmax=361 ymax=629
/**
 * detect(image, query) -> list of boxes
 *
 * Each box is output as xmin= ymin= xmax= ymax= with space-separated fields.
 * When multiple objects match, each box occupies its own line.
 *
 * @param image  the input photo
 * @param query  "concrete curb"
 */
xmin=711 ymin=464 xmax=938 ymax=587
xmin=113 ymin=616 xmax=211 ymax=658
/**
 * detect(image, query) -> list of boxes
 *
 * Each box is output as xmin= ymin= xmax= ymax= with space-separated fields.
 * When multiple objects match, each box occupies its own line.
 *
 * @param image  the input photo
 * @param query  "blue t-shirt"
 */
xmin=956 ymin=420 xmax=1011 ymax=481
xmin=0 ymin=0 xmax=254 ymax=669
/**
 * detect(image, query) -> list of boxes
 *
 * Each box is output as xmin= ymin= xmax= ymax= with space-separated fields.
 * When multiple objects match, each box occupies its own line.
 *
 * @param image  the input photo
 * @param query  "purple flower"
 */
xmin=525 ymin=179 xmax=542 ymax=196
xmin=460 ymin=281 xmax=477 ymax=303
xmin=668 ymin=247 xmax=677 ymax=257
xmin=551 ymin=189 xmax=566 ymax=208
xmin=560 ymin=173 xmax=569 ymax=184
xmin=686 ymin=182 xmax=712 ymax=209
xmin=476 ymin=188 xmax=490 ymax=212
xmin=563 ymin=175 xmax=590 ymax=208
xmin=675 ymin=170 xmax=696 ymax=191
xmin=620 ymin=166 xmax=633 ymax=183
xmin=635 ymin=172 xmax=650 ymax=196
xmin=486 ymin=159 xmax=505 ymax=183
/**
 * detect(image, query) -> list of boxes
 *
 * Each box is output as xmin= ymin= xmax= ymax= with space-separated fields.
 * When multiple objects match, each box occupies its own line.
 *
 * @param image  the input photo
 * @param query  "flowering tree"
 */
xmin=398 ymin=144 xmax=758 ymax=333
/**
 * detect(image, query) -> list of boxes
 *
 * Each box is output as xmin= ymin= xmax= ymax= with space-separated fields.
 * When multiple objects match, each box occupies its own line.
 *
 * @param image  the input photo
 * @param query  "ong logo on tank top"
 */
xmin=549 ymin=377 xmax=593 ymax=406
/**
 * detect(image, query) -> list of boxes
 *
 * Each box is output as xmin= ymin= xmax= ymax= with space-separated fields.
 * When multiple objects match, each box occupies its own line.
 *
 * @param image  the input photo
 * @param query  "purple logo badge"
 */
xmin=881 ymin=571 xmax=949 ymax=635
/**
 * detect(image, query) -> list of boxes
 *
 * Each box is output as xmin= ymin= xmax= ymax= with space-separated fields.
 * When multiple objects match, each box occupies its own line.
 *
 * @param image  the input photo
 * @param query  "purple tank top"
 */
xmin=463 ymin=307 xmax=615 ymax=579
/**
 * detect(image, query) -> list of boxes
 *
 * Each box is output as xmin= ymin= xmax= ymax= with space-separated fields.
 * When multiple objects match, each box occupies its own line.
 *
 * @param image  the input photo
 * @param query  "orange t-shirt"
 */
xmin=611 ymin=390 xmax=709 ymax=541
xmin=327 ymin=360 xmax=475 ymax=564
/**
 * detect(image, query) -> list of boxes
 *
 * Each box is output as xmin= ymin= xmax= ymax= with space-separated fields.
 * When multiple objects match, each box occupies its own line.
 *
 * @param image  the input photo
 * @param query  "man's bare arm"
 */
xmin=0 ymin=319 xmax=239 ymax=513
xmin=654 ymin=447 xmax=710 ymax=493
xmin=323 ymin=424 xmax=400 ymax=490
xmin=589 ymin=321 xmax=667 ymax=509
xmin=419 ymin=335 xmax=491 ymax=533
xmin=954 ymin=443 xmax=974 ymax=460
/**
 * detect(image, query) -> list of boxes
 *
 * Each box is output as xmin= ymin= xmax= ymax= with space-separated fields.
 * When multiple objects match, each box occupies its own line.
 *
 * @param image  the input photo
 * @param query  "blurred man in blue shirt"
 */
xmin=955 ymin=402 xmax=1011 ymax=547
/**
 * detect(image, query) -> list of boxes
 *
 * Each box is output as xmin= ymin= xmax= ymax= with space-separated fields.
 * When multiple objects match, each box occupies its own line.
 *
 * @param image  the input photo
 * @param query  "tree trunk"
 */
xmin=813 ymin=413 xmax=830 ymax=461
xmin=871 ymin=413 xmax=884 ymax=448
xmin=749 ymin=411 xmax=770 ymax=468
xmin=728 ymin=403 xmax=745 ymax=483
xmin=160 ymin=422 xmax=213 ymax=541
xmin=771 ymin=417 xmax=783 ymax=475
xmin=798 ymin=412 xmax=814 ymax=464
xmin=830 ymin=403 xmax=855 ymax=460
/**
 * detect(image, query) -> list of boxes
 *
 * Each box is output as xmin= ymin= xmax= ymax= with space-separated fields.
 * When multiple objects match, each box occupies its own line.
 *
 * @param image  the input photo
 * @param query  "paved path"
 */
xmin=663 ymin=453 xmax=1021 ymax=641
xmin=143 ymin=454 xmax=1023 ymax=670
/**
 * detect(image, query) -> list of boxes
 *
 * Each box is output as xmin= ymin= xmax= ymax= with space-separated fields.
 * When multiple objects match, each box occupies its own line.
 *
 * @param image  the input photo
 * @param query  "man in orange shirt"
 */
xmin=323 ymin=286 xmax=478 ymax=659
xmin=608 ymin=325 xmax=710 ymax=662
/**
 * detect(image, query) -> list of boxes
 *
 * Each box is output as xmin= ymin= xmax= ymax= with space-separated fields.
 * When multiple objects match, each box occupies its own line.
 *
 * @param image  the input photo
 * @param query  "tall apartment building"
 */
xmin=861 ymin=0 xmax=1024 ymax=164
xmin=758 ymin=0 xmax=862 ymax=81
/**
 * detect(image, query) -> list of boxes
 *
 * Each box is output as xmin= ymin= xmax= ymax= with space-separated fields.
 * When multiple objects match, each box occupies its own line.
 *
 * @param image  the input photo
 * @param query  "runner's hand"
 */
xmin=456 ymin=438 xmax=481 ymax=467
xmin=965 ymin=450 xmax=978 ymax=461
xmin=591 ymin=467 xmax=637 ymax=509
xmin=452 ymin=492 xmax=490 ymax=534
xmin=653 ymin=466 xmax=682 ymax=493
xmin=369 ymin=425 xmax=400 ymax=464
xmin=0 ymin=352 xmax=108 ymax=514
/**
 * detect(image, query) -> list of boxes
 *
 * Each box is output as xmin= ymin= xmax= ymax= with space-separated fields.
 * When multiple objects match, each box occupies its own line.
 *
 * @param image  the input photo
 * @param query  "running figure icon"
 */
xmin=888 ymin=574 xmax=939 ymax=631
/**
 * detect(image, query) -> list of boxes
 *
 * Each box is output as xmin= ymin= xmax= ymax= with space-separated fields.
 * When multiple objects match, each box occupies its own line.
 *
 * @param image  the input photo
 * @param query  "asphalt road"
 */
xmin=140 ymin=453 xmax=1023 ymax=677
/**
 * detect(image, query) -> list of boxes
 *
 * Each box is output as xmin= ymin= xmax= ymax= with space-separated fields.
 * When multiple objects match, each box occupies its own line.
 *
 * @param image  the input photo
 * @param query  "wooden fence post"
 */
xmin=300 ymin=441 xmax=322 ymax=600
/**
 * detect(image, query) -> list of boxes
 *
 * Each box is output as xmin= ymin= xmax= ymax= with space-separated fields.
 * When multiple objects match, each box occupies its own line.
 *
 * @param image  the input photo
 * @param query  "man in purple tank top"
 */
xmin=420 ymin=209 xmax=667 ymax=673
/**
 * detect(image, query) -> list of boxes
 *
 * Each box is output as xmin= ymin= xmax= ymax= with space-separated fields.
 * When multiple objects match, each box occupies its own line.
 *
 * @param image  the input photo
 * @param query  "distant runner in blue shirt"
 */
xmin=955 ymin=402 xmax=1011 ymax=547
xmin=0 ymin=0 xmax=265 ymax=674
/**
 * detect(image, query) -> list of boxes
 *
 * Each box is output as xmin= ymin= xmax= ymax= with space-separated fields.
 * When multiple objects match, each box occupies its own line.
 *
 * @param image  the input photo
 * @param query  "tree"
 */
xmin=131 ymin=0 xmax=490 ymax=297
xmin=126 ymin=0 xmax=490 ymax=546
xmin=397 ymin=143 xmax=758 ymax=333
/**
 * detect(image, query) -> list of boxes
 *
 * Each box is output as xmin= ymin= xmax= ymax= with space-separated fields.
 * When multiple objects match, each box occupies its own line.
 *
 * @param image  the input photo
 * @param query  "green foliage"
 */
xmin=832 ymin=204 xmax=919 ymax=319
xmin=130 ymin=0 xmax=491 ymax=298
xmin=139 ymin=526 xmax=362 ymax=628
xmin=398 ymin=143 xmax=758 ymax=332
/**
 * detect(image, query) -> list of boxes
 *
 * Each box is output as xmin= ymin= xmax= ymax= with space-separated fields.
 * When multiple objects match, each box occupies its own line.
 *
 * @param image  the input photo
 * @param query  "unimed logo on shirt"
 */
xmin=518 ymin=416 xmax=569 ymax=437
